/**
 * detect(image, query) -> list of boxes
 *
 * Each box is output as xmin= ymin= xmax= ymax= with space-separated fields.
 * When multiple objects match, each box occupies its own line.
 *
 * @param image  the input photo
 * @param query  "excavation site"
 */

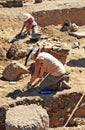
xmin=0 ymin=0 xmax=85 ymax=130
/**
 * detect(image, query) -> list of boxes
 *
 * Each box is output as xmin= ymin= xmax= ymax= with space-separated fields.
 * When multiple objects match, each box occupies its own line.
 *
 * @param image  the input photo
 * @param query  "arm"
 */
xmin=19 ymin=23 xmax=25 ymax=34
xmin=29 ymin=60 xmax=41 ymax=85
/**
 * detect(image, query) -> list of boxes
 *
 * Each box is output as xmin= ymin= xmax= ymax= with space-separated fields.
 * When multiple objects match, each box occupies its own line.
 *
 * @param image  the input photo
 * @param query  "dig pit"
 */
xmin=0 ymin=92 xmax=85 ymax=130
xmin=0 ymin=2 xmax=85 ymax=130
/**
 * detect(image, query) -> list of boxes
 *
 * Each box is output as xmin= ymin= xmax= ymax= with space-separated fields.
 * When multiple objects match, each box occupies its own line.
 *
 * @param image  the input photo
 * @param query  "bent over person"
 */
xmin=19 ymin=13 xmax=38 ymax=35
xmin=25 ymin=48 xmax=70 ymax=91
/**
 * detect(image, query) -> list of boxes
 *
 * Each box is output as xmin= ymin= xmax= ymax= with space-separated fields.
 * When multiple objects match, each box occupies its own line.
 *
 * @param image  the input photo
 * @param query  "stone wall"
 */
xmin=36 ymin=38 xmax=70 ymax=64
xmin=5 ymin=104 xmax=49 ymax=130
xmin=41 ymin=48 xmax=69 ymax=65
xmin=35 ymin=0 xmax=42 ymax=3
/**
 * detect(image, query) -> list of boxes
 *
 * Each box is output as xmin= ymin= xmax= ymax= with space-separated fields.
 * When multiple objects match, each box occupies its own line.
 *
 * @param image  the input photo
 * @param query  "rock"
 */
xmin=5 ymin=104 xmax=49 ymax=130
xmin=6 ymin=43 xmax=27 ymax=60
xmin=35 ymin=0 xmax=42 ymax=3
xmin=0 ymin=0 xmax=23 ymax=7
xmin=70 ymin=23 xmax=79 ymax=32
xmin=2 ymin=60 xmax=29 ymax=81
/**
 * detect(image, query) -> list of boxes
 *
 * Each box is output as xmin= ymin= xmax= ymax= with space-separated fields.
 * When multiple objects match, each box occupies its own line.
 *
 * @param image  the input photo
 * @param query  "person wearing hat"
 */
xmin=19 ymin=13 xmax=38 ymax=36
xmin=25 ymin=47 xmax=40 ymax=66
xmin=25 ymin=48 xmax=71 ymax=91
xmin=60 ymin=20 xmax=78 ymax=33
xmin=60 ymin=20 xmax=71 ymax=32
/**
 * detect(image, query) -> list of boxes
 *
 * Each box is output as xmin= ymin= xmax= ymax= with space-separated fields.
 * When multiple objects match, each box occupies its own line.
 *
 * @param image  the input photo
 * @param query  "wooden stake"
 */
xmin=64 ymin=93 xmax=84 ymax=127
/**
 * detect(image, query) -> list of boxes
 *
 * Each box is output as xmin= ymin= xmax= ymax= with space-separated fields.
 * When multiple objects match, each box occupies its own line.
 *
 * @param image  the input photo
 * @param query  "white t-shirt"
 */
xmin=37 ymin=52 xmax=65 ymax=76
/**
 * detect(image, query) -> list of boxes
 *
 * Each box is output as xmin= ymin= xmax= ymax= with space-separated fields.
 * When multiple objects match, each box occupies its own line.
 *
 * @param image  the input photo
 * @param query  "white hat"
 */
xmin=21 ymin=13 xmax=31 ymax=22
xmin=27 ymin=48 xmax=39 ymax=61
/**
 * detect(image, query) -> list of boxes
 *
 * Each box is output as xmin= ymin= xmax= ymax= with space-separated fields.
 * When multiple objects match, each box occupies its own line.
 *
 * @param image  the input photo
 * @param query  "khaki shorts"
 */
xmin=39 ymin=74 xmax=64 ymax=91
xmin=32 ymin=25 xmax=39 ymax=33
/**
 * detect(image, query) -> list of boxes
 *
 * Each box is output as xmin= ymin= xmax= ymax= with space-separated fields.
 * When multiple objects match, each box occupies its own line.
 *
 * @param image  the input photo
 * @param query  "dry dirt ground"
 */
xmin=0 ymin=0 xmax=85 ymax=110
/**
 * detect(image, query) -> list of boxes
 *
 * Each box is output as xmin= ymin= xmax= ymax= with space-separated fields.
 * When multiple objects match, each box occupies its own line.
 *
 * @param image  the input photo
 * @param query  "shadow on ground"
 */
xmin=6 ymin=80 xmax=62 ymax=99
xmin=6 ymin=87 xmax=58 ymax=99
xmin=67 ymin=58 xmax=85 ymax=67
xmin=9 ymin=33 xmax=28 ymax=43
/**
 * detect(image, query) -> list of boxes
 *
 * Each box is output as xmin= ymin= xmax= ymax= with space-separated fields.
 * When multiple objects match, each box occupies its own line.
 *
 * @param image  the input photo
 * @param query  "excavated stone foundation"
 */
xmin=0 ymin=92 xmax=85 ymax=130
xmin=0 ymin=2 xmax=85 ymax=130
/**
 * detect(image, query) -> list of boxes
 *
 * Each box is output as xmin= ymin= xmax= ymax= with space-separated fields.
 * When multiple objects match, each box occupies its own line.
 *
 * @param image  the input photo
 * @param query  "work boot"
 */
xmin=61 ymin=80 xmax=71 ymax=89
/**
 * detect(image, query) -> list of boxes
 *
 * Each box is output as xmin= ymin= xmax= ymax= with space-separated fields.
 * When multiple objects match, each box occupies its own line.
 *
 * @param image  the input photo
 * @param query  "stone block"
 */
xmin=5 ymin=104 xmax=49 ymax=130
xmin=35 ymin=0 xmax=42 ymax=3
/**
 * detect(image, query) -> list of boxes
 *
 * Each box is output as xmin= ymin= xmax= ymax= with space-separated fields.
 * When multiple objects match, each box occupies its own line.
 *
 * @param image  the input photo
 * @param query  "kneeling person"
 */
xmin=25 ymin=48 xmax=70 ymax=91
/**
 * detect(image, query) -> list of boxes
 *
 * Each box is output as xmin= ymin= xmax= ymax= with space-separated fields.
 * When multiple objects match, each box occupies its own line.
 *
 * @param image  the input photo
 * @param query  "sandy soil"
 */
xmin=0 ymin=0 xmax=85 ymax=106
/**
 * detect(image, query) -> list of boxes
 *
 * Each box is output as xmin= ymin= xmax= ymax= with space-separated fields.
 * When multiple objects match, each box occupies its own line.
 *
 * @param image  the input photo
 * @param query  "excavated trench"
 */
xmin=33 ymin=7 xmax=85 ymax=27
xmin=0 ymin=92 xmax=85 ymax=130
xmin=0 ymin=6 xmax=85 ymax=130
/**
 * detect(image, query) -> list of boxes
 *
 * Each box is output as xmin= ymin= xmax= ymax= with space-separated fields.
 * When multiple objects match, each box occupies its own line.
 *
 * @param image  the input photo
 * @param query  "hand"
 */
xmin=16 ymin=32 xmax=21 ymax=37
